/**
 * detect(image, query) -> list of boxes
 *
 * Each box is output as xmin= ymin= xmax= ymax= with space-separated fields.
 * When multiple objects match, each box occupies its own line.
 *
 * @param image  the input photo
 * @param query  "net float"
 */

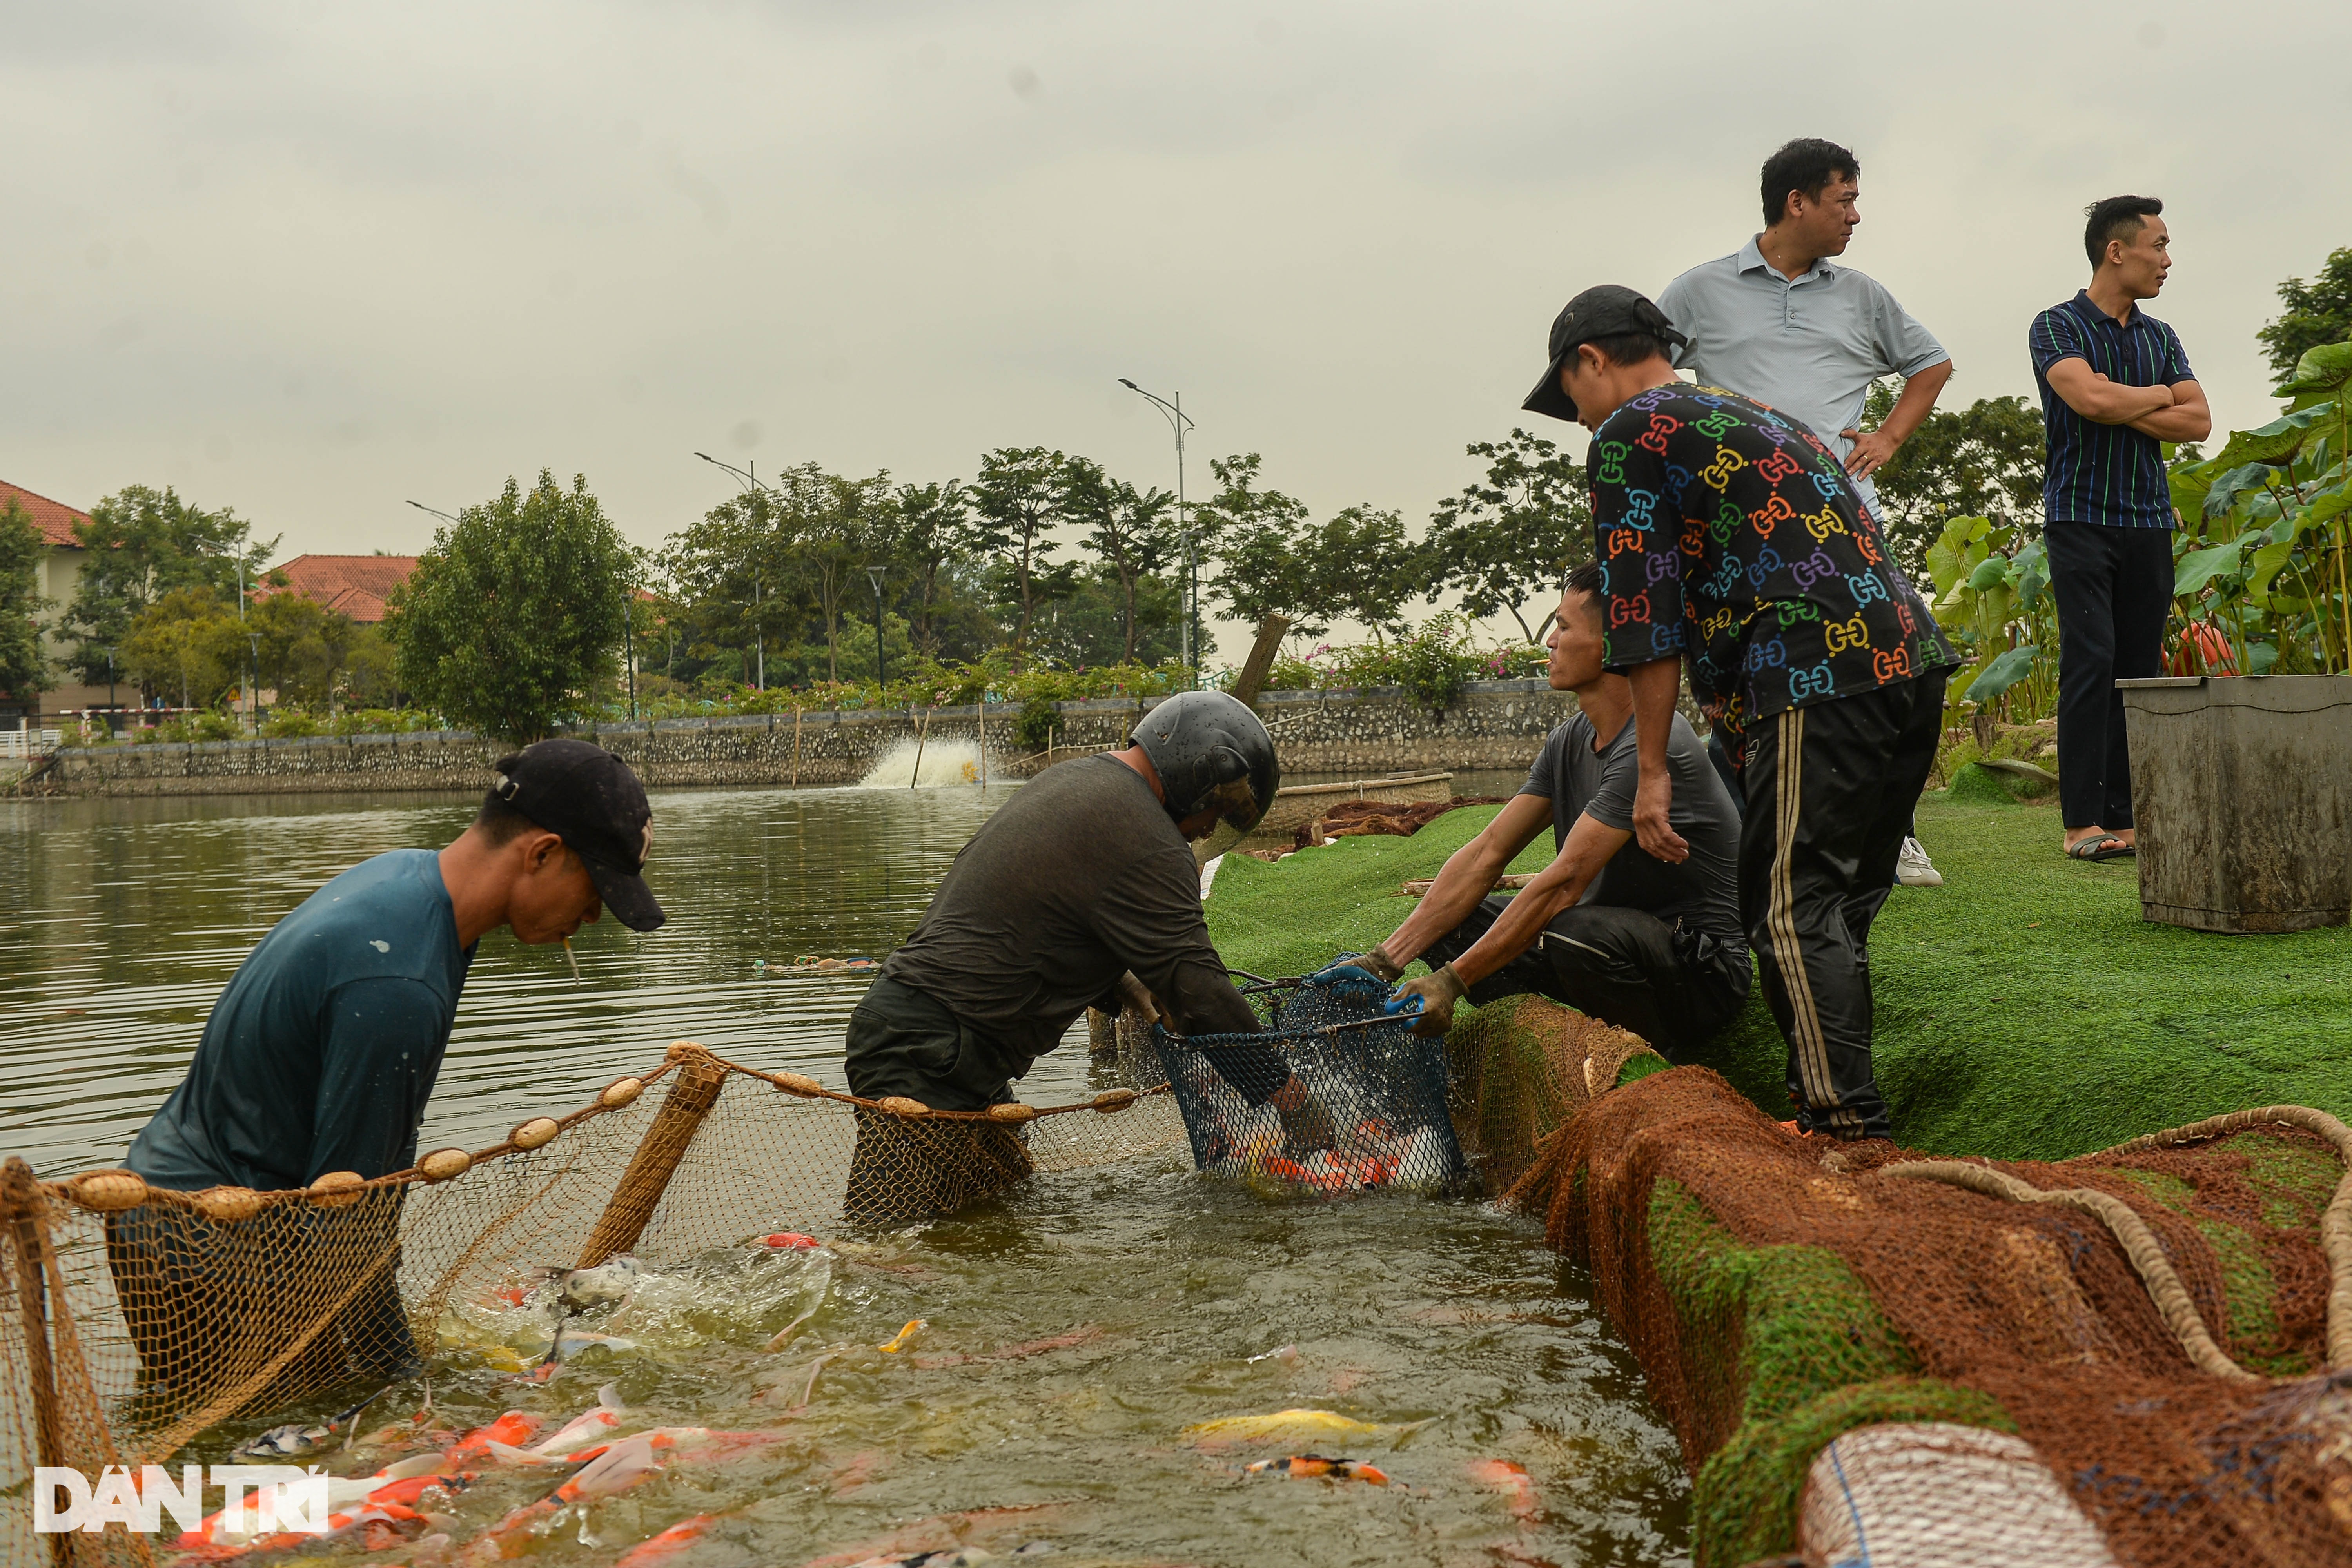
xmin=511 ymin=1116 xmax=561 ymax=1151
xmin=68 ymin=1169 xmax=148 ymax=1212
xmin=877 ymin=1096 xmax=930 ymax=1118
xmin=191 ymin=1185 xmax=264 ymax=1223
xmin=1091 ymin=1089 xmax=1138 ymax=1115
xmin=419 ymin=1147 xmax=473 ymax=1182
xmin=665 ymin=1040 xmax=709 ymax=1063
xmin=987 ymin=1102 xmax=1038 ymax=1124
xmin=771 ymin=1071 xmax=824 ymax=1098
xmin=600 ymin=1076 xmax=645 ymax=1109
xmin=308 ymin=1171 xmax=367 ymax=1208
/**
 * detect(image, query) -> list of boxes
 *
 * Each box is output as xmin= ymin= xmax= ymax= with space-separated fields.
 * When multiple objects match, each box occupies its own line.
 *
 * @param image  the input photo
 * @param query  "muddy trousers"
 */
xmin=1421 ymin=897 xmax=1750 ymax=1063
xmin=1740 ymin=671 xmax=1947 ymax=1141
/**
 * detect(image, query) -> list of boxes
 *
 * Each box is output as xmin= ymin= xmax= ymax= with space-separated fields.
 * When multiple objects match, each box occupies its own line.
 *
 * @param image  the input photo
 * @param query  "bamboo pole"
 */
xmin=575 ymin=1049 xmax=728 ymax=1269
xmin=791 ymin=707 xmax=803 ymax=788
xmin=909 ymin=708 xmax=932 ymax=789
xmin=976 ymin=702 xmax=987 ymax=787
xmin=6 ymin=1160 xmax=67 ymax=1568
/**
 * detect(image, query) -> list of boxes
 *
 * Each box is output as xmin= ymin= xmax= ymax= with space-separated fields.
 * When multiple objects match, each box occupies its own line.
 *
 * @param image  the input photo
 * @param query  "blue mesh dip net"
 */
xmin=1151 ymin=965 xmax=1470 ymax=1196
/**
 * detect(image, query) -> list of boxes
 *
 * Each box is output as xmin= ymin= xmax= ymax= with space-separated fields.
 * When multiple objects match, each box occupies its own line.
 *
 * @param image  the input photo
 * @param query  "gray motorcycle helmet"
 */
xmin=1131 ymin=690 xmax=1281 ymax=834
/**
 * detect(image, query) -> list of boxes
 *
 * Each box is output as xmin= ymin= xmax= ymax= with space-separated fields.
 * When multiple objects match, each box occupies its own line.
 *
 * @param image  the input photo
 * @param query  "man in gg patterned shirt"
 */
xmin=1521 ymin=285 xmax=1956 ymax=1141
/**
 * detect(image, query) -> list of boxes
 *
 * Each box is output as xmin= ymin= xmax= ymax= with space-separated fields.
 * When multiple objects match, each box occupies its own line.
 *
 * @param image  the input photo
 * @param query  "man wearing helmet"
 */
xmin=845 ymin=691 xmax=1330 ymax=1177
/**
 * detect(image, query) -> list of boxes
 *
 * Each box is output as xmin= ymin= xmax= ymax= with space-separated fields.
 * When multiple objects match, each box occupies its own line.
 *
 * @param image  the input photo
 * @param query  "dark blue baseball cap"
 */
xmin=488 ymin=739 xmax=665 ymax=931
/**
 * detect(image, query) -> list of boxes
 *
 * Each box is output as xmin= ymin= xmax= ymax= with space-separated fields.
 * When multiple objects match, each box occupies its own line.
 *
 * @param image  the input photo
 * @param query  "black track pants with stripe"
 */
xmin=1739 ymin=670 xmax=1948 ymax=1140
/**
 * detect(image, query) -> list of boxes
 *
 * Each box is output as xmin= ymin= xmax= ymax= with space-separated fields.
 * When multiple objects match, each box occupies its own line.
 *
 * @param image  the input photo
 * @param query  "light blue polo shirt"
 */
xmin=1657 ymin=236 xmax=1949 ymax=518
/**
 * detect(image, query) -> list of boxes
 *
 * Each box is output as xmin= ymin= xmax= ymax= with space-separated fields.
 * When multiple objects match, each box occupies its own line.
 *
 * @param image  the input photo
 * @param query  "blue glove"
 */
xmin=1381 ymin=989 xmax=1423 ymax=1016
xmin=1310 ymin=957 xmax=1385 ymax=988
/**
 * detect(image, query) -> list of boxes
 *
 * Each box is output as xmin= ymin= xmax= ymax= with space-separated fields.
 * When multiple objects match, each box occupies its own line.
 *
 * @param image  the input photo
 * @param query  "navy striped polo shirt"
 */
xmin=2028 ymin=290 xmax=2195 ymax=529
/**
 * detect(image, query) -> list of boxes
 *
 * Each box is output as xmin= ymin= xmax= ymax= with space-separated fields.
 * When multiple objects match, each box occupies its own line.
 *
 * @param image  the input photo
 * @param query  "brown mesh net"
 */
xmin=0 ymin=1042 xmax=1187 ymax=1568
xmin=8 ymin=994 xmax=2345 ymax=1568
xmin=1506 ymin=1061 xmax=2352 ymax=1568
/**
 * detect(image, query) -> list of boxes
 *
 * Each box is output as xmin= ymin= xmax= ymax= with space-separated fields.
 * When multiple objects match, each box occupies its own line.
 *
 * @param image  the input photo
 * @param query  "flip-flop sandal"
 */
xmin=2066 ymin=834 xmax=2134 ymax=862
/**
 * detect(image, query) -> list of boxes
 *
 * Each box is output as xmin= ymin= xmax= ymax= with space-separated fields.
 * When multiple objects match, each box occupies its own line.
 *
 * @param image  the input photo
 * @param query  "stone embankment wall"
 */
xmin=42 ymin=680 xmax=1580 ymax=797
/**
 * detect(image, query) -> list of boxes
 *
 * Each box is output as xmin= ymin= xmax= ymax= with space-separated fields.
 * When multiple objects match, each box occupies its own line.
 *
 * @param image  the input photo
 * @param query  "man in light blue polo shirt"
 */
xmin=1658 ymin=135 xmax=1954 ymax=889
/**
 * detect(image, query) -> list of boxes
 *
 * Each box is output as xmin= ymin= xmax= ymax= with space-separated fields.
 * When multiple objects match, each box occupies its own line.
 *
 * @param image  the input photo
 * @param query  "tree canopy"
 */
xmin=1420 ymin=429 xmax=1588 ymax=642
xmin=1860 ymin=383 xmax=2046 ymax=577
xmin=0 ymin=498 xmax=49 ymax=706
xmin=2259 ymin=246 xmax=2352 ymax=382
xmin=387 ymin=471 xmax=635 ymax=744
xmin=64 ymin=484 xmax=274 ymax=687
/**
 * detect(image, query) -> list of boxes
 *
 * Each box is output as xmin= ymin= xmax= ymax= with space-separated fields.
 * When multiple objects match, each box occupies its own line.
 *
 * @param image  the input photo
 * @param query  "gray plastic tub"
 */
xmin=2119 ymin=674 xmax=2352 ymax=933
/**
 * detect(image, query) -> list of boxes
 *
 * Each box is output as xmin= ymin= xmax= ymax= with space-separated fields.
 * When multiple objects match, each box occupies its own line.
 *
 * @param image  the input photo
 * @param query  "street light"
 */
xmin=866 ymin=566 xmax=888 ymax=690
xmin=696 ymin=454 xmax=772 ymax=690
xmin=1118 ymin=378 xmax=1198 ymax=684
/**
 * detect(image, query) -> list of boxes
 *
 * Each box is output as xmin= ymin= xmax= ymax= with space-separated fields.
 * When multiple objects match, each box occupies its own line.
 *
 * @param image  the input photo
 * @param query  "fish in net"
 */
xmin=1151 ymin=966 xmax=1470 ymax=1195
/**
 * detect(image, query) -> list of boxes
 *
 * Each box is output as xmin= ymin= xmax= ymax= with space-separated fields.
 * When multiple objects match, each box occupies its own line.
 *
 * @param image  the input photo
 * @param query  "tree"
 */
xmin=120 ymin=587 xmax=244 ymax=710
xmin=1860 ymin=384 xmax=2046 ymax=579
xmin=2259 ymin=247 xmax=2352 ymax=382
xmin=387 ymin=471 xmax=633 ymax=744
xmin=777 ymin=465 xmax=895 ymax=684
xmin=249 ymin=586 xmax=356 ymax=708
xmin=1200 ymin=454 xmax=1317 ymax=630
xmin=892 ymin=479 xmax=971 ymax=657
xmin=0 ymin=497 xmax=49 ymax=708
xmin=659 ymin=485 xmax=812 ymax=689
xmin=1305 ymin=505 xmax=1416 ymax=643
xmin=64 ymin=484 xmax=274 ymax=687
xmin=1061 ymin=458 xmax=1177 ymax=662
xmin=967 ymin=447 xmax=1069 ymax=669
xmin=1421 ymin=429 xmax=1589 ymax=642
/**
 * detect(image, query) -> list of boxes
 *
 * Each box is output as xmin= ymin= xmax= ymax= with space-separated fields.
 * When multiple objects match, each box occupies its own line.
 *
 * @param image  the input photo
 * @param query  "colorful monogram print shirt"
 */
xmin=1588 ymin=383 xmax=1955 ymax=749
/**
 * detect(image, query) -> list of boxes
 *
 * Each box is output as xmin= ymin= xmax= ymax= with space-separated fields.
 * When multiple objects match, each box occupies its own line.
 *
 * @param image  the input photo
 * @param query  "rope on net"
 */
xmin=1880 ymin=1102 xmax=2352 ymax=1383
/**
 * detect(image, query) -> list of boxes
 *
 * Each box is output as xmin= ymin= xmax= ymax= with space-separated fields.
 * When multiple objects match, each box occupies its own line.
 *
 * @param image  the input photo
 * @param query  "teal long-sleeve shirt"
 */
xmin=128 ymin=849 xmax=475 ymax=1192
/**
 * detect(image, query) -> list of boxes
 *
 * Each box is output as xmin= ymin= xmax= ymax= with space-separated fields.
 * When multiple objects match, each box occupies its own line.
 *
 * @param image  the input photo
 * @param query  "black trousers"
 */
xmin=1740 ymin=671 xmax=1947 ymax=1141
xmin=1421 ymin=897 xmax=1751 ymax=1063
xmin=2046 ymin=522 xmax=2173 ymax=830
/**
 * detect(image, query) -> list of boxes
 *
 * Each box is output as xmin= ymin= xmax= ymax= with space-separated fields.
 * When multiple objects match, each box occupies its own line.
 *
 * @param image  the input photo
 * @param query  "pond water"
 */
xmin=0 ymin=783 xmax=1688 ymax=1567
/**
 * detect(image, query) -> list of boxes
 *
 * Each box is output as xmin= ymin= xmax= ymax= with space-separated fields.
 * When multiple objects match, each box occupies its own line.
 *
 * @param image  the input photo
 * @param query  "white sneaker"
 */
xmin=1896 ymin=836 xmax=1943 ymax=887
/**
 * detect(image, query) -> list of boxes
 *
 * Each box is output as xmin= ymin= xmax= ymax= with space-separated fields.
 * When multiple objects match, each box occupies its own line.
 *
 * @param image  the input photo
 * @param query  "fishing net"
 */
xmin=1151 ymin=968 xmax=1472 ymax=1196
xmin=0 ymin=1042 xmax=1188 ymax=1568
xmin=1506 ymin=1063 xmax=2352 ymax=1568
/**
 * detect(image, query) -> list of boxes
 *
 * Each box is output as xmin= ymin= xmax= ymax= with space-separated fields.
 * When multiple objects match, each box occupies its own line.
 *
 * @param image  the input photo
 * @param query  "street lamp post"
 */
xmin=697 ymin=453 xmax=780 ymax=693
xmin=866 ymin=566 xmax=888 ymax=690
xmin=246 ymin=632 xmax=262 ymax=733
xmin=1118 ymin=379 xmax=1198 ymax=685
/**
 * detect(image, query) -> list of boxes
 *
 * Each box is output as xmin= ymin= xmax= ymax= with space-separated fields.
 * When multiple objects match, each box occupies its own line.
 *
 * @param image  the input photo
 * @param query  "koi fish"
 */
xmin=230 ymin=1388 xmax=394 ymax=1461
xmin=1245 ymin=1454 xmax=1390 ymax=1484
xmin=1466 ymin=1459 xmax=1539 ymax=1521
xmin=911 ymin=1326 xmax=1103 ymax=1371
xmin=530 ymin=1383 xmax=629 ymax=1457
xmin=558 ymin=1256 xmax=647 ymax=1312
xmin=877 ymin=1319 xmax=925 ymax=1353
xmin=613 ymin=1514 xmax=719 ymax=1567
xmin=444 ymin=1411 xmax=543 ymax=1466
xmin=762 ymin=1232 xmax=822 ymax=1250
xmin=178 ymin=1499 xmax=430 ymax=1560
xmin=1183 ymin=1409 xmax=1394 ymax=1444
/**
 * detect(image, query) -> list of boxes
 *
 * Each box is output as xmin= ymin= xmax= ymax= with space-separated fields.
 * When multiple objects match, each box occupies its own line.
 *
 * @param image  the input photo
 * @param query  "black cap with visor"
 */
xmin=1521 ymin=285 xmax=1689 ymax=423
xmin=487 ymin=739 xmax=666 ymax=932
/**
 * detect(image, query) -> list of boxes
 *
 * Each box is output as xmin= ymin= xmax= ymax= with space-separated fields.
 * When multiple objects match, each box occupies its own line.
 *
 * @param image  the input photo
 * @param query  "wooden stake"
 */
xmin=909 ymin=708 xmax=932 ymax=789
xmin=976 ymin=701 xmax=987 ymax=787
xmin=791 ymin=707 xmax=803 ymax=788
xmin=575 ymin=1051 xmax=728 ymax=1269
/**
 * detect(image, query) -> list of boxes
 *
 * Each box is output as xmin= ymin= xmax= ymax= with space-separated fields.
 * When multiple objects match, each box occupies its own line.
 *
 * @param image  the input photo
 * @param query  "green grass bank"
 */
xmin=1204 ymin=793 xmax=2352 ymax=1161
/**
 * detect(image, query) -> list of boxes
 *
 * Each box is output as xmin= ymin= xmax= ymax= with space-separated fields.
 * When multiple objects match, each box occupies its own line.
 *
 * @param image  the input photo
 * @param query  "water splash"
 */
xmin=857 ymin=738 xmax=984 ymax=788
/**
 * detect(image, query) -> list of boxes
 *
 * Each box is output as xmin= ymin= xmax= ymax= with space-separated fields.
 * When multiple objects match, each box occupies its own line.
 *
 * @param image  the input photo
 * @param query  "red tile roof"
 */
xmin=261 ymin=554 xmax=419 ymax=624
xmin=0 ymin=480 xmax=93 ymax=547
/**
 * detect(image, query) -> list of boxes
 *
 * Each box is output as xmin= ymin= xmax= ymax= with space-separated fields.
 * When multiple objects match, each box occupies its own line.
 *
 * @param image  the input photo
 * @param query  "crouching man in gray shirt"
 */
xmin=1350 ymin=565 xmax=1750 ymax=1059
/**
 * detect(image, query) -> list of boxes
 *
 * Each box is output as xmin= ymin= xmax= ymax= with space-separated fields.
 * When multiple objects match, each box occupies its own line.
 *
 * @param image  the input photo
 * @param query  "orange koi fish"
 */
xmin=613 ymin=1514 xmax=719 ymax=1566
xmin=1465 ymin=1458 xmax=1539 ymax=1521
xmin=1244 ymin=1454 xmax=1390 ymax=1484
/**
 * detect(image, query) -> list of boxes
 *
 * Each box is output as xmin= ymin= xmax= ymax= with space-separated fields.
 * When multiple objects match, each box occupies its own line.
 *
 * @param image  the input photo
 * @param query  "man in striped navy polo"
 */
xmin=2029 ymin=196 xmax=2210 ymax=862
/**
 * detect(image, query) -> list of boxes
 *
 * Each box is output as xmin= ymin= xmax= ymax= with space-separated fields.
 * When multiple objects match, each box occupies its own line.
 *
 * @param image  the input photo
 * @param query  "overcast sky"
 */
xmin=5 ymin=0 xmax=2347 ymax=657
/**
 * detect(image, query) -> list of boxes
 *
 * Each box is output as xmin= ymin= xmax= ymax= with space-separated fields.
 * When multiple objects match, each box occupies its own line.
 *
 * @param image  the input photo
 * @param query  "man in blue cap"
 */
xmin=113 ymin=739 xmax=664 ymax=1392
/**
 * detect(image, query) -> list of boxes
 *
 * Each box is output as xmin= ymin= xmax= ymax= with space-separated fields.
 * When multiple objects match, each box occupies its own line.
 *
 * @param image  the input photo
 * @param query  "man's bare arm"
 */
xmin=1840 ymin=358 xmax=1951 ymax=480
xmin=2128 ymin=379 xmax=2211 ymax=442
xmin=2046 ymin=358 xmax=2173 ymax=425
xmin=1377 ymin=795 xmax=1553 ymax=970
xmin=1443 ymin=813 xmax=1630 ymax=988
xmin=1627 ymin=657 xmax=1688 ymax=864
